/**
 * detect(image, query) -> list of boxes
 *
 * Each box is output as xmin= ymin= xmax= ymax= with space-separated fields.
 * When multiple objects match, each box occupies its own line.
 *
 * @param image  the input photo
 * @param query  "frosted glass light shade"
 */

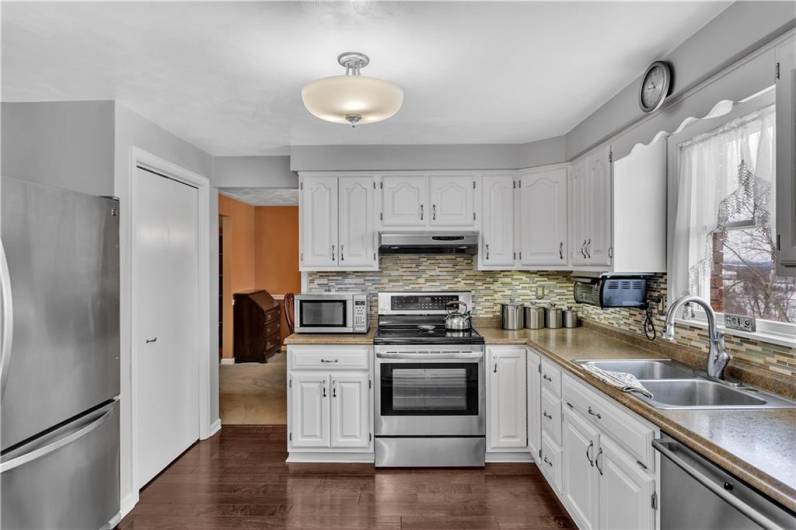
xmin=302 ymin=75 xmax=404 ymax=125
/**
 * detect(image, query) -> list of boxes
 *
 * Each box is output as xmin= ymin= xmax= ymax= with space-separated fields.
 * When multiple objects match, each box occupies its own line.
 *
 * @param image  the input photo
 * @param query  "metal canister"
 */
xmin=546 ymin=304 xmax=563 ymax=329
xmin=524 ymin=304 xmax=546 ymax=329
xmin=501 ymin=303 xmax=525 ymax=330
xmin=563 ymin=306 xmax=579 ymax=328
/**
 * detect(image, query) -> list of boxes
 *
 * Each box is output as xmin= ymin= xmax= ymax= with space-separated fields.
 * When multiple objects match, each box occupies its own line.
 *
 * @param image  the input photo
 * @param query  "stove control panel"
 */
xmin=378 ymin=292 xmax=473 ymax=315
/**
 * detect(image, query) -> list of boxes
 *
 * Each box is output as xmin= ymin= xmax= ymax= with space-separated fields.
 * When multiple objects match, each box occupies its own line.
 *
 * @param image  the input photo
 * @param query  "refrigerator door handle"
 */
xmin=0 ymin=238 xmax=13 ymax=396
xmin=0 ymin=403 xmax=113 ymax=474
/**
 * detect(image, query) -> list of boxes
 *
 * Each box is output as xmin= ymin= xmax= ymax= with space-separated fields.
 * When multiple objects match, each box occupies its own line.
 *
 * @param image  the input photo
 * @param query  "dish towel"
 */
xmin=580 ymin=364 xmax=654 ymax=399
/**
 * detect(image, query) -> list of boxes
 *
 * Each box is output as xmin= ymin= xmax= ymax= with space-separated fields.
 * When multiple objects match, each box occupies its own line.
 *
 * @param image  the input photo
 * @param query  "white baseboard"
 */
xmin=119 ymin=491 xmax=139 ymax=520
xmin=485 ymin=451 xmax=533 ymax=463
xmin=202 ymin=418 xmax=222 ymax=440
xmin=287 ymin=452 xmax=374 ymax=463
xmin=220 ymin=358 xmax=235 ymax=365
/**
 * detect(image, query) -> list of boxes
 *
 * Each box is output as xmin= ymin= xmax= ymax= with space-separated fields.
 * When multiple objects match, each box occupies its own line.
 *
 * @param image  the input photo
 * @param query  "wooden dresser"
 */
xmin=233 ymin=289 xmax=281 ymax=363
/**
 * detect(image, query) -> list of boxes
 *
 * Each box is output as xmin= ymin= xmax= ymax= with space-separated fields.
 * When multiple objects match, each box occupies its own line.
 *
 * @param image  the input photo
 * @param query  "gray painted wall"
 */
xmin=213 ymin=155 xmax=296 ymax=188
xmin=565 ymin=1 xmax=796 ymax=160
xmin=1 ymin=100 xmax=115 ymax=195
xmin=289 ymin=136 xmax=566 ymax=172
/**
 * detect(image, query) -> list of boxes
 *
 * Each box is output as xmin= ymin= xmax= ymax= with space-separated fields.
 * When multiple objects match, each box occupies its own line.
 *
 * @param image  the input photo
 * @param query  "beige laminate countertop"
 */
xmin=481 ymin=326 xmax=796 ymax=512
xmin=285 ymin=326 xmax=796 ymax=510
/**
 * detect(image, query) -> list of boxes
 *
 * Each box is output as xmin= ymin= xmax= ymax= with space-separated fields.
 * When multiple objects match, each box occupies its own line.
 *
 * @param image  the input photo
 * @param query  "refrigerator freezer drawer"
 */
xmin=1 ymin=400 xmax=120 ymax=530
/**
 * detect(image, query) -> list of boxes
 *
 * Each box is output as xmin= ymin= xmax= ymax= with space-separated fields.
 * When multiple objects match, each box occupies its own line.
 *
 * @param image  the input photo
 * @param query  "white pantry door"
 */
xmin=133 ymin=166 xmax=199 ymax=489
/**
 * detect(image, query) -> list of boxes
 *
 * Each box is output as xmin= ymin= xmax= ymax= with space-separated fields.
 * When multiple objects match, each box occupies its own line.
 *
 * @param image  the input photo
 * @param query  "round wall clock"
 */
xmin=639 ymin=61 xmax=672 ymax=113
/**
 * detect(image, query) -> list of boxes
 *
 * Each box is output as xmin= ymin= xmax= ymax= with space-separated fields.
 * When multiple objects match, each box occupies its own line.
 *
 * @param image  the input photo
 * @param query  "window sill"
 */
xmin=674 ymin=317 xmax=796 ymax=348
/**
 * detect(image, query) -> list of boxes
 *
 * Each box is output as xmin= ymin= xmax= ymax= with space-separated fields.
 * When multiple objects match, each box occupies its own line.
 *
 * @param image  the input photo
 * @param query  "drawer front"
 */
xmin=290 ymin=346 xmax=370 ymax=371
xmin=540 ymin=387 xmax=562 ymax=446
xmin=541 ymin=358 xmax=562 ymax=397
xmin=265 ymin=320 xmax=280 ymax=337
xmin=563 ymin=374 xmax=655 ymax=469
xmin=264 ymin=309 xmax=279 ymax=323
xmin=540 ymin=432 xmax=562 ymax=493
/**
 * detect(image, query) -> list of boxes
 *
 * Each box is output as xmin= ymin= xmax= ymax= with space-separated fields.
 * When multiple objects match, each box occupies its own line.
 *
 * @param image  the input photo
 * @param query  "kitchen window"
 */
xmin=668 ymin=88 xmax=796 ymax=344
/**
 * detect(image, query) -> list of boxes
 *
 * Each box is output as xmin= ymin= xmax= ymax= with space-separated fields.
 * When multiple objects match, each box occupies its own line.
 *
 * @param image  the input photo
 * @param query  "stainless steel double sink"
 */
xmin=575 ymin=359 xmax=796 ymax=410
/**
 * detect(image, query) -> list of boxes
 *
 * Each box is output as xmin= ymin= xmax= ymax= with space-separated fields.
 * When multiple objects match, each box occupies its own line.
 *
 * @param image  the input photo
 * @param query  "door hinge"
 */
xmin=369 ymin=378 xmax=372 ymax=389
xmin=472 ymin=180 xmax=476 ymax=189
xmin=513 ymin=180 xmax=517 ymax=189
xmin=289 ymin=378 xmax=292 ymax=388
xmin=518 ymin=251 xmax=522 ymax=260
xmin=609 ymin=150 xmax=613 ymax=163
xmin=473 ymin=212 xmax=476 ymax=221
xmin=538 ymin=363 xmax=541 ymax=374
xmin=380 ymin=212 xmax=383 ymax=221
xmin=300 ymin=182 xmax=303 ymax=190
xmin=777 ymin=233 xmax=781 ymax=251
xmin=776 ymin=61 xmax=781 ymax=80
xmin=538 ymin=448 xmax=542 ymax=458
xmin=380 ymin=181 xmax=384 ymax=189
xmin=651 ymin=491 xmax=658 ymax=510
xmin=300 ymin=253 xmax=303 ymax=262
xmin=289 ymin=432 xmax=292 ymax=441
xmin=369 ymin=433 xmax=373 ymax=442
xmin=373 ymin=181 xmax=376 ymax=189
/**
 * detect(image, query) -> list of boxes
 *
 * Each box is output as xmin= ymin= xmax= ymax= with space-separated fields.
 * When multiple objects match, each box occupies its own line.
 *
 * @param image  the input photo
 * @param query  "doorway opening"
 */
xmin=217 ymin=190 xmax=299 ymax=425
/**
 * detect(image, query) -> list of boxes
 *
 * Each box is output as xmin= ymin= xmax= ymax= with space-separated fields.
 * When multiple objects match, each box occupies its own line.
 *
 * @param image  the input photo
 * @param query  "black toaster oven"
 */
xmin=573 ymin=274 xmax=648 ymax=309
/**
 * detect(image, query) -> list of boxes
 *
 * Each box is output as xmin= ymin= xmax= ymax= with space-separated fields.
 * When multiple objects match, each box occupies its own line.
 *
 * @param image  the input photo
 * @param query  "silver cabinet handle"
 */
xmin=331 ymin=244 xmax=335 ymax=261
xmin=340 ymin=244 xmax=344 ymax=261
xmin=587 ymin=406 xmax=602 ymax=419
xmin=332 ymin=380 xmax=337 ymax=398
xmin=542 ymin=373 xmax=552 ymax=382
xmin=608 ymin=246 xmax=613 ymax=259
xmin=543 ymin=410 xmax=552 ymax=420
xmin=420 ymin=204 xmax=424 ymax=221
xmin=581 ymin=240 xmax=587 ymax=258
xmin=586 ymin=440 xmax=594 ymax=467
xmin=543 ymin=455 xmax=553 ymax=467
xmin=1 ymin=403 xmax=113 ymax=473
xmin=559 ymin=241 xmax=564 ymax=260
xmin=586 ymin=238 xmax=591 ymax=259
xmin=493 ymin=362 xmax=498 ymax=373
xmin=322 ymin=381 xmax=327 ymax=398
xmin=485 ymin=243 xmax=490 ymax=260
xmin=145 ymin=337 xmax=158 ymax=344
xmin=595 ymin=447 xmax=604 ymax=475
xmin=432 ymin=204 xmax=436 ymax=220
xmin=320 ymin=358 xmax=339 ymax=363
xmin=0 ymin=239 xmax=14 ymax=395
xmin=653 ymin=439 xmax=783 ymax=530
xmin=377 ymin=351 xmax=483 ymax=360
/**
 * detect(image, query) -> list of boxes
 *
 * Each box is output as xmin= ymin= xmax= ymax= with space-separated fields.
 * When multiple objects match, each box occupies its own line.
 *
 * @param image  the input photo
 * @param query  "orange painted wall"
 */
xmin=254 ymin=206 xmax=300 ymax=343
xmin=219 ymin=194 xmax=255 ymax=359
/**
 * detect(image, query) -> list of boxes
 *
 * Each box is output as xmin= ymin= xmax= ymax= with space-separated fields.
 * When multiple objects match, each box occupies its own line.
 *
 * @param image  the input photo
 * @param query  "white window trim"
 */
xmin=668 ymin=87 xmax=796 ymax=347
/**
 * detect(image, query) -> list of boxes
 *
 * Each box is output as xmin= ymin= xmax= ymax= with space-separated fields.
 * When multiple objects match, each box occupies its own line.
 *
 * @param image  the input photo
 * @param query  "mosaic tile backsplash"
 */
xmin=307 ymin=254 xmax=796 ymax=378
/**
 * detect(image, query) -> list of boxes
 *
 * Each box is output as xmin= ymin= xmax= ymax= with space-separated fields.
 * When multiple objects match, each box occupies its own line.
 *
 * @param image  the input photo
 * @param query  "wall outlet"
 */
xmin=725 ymin=314 xmax=756 ymax=333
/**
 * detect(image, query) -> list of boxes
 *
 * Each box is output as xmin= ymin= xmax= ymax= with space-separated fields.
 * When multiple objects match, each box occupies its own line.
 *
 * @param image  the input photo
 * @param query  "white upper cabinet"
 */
xmin=776 ymin=35 xmax=796 ymax=274
xmin=380 ymin=175 xmax=428 ymax=227
xmin=570 ymin=142 xmax=666 ymax=273
xmin=338 ymin=176 xmax=376 ymax=267
xmin=480 ymin=174 xmax=517 ymax=268
xmin=585 ymin=148 xmax=612 ymax=267
xmin=519 ymin=167 xmax=568 ymax=267
xmin=300 ymin=174 xmax=377 ymax=271
xmin=429 ymin=175 xmax=476 ymax=227
xmin=300 ymin=175 xmax=338 ymax=268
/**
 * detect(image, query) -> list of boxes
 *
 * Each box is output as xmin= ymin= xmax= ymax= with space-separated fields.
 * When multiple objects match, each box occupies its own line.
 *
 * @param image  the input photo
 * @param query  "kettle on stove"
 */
xmin=445 ymin=300 xmax=472 ymax=331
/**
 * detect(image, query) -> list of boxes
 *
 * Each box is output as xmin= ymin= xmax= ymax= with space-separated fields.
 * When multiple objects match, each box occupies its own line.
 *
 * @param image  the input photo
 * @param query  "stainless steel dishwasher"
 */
xmin=654 ymin=434 xmax=796 ymax=529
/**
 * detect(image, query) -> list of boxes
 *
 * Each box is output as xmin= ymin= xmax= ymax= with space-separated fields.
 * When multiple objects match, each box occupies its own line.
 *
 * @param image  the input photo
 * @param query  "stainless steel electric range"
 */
xmin=373 ymin=292 xmax=486 ymax=467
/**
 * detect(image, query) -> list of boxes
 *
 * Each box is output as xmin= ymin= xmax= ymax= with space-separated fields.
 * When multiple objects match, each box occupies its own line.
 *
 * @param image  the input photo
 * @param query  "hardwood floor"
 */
xmin=118 ymin=426 xmax=575 ymax=530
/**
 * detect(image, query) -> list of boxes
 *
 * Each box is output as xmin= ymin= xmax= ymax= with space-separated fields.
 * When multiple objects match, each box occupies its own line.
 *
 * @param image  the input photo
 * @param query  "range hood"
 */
xmin=379 ymin=232 xmax=478 ymax=255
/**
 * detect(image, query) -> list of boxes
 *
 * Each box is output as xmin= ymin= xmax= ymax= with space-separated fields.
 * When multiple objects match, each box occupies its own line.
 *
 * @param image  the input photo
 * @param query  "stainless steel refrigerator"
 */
xmin=0 ymin=176 xmax=120 ymax=529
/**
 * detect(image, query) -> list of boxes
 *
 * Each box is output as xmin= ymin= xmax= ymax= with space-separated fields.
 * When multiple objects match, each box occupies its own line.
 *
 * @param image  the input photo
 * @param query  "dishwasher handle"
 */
xmin=653 ymin=439 xmax=784 ymax=530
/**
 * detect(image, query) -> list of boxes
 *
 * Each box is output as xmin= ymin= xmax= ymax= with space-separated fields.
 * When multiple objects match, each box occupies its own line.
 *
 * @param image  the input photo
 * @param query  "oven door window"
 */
xmin=299 ymin=300 xmax=347 ymax=328
xmin=381 ymin=362 xmax=479 ymax=416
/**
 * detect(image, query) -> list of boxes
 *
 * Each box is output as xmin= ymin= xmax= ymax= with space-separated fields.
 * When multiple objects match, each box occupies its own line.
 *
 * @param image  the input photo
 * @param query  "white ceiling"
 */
xmin=2 ymin=1 xmax=730 ymax=156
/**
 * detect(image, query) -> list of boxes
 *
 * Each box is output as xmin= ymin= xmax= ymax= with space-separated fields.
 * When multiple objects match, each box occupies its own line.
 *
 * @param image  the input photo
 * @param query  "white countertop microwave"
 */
xmin=294 ymin=292 xmax=370 ymax=334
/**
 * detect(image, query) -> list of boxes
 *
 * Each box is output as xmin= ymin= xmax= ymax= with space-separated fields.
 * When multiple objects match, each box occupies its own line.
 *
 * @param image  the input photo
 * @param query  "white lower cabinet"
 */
xmin=526 ymin=349 xmax=541 ymax=458
xmin=597 ymin=435 xmax=656 ymax=530
xmin=287 ymin=346 xmax=373 ymax=461
xmin=562 ymin=408 xmax=600 ymax=529
xmin=486 ymin=347 xmax=528 ymax=456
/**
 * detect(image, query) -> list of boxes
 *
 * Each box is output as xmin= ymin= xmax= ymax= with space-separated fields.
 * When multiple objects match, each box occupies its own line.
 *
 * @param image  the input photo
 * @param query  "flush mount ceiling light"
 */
xmin=302 ymin=52 xmax=404 ymax=127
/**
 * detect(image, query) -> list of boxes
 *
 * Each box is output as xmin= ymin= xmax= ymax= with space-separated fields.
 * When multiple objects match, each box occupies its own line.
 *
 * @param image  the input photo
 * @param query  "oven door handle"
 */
xmin=376 ymin=352 xmax=484 ymax=360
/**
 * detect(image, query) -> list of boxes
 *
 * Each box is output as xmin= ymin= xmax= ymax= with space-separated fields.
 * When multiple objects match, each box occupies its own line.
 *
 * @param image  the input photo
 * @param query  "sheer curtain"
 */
xmin=669 ymin=105 xmax=775 ymax=302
